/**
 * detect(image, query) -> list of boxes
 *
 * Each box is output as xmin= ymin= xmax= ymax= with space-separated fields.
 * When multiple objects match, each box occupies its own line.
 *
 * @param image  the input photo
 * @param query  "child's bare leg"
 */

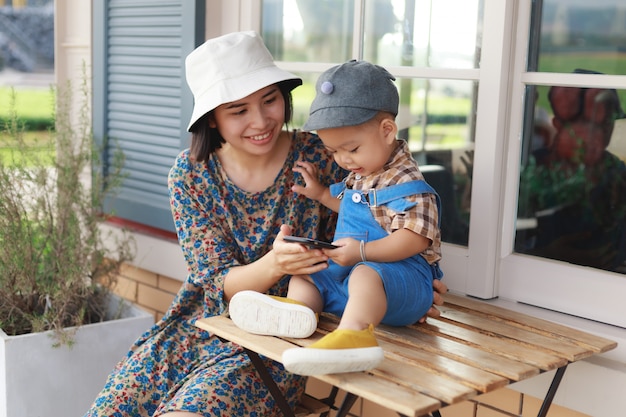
xmin=338 ymin=264 xmax=386 ymax=331
xmin=288 ymin=275 xmax=324 ymax=313
xmin=282 ymin=265 xmax=385 ymax=375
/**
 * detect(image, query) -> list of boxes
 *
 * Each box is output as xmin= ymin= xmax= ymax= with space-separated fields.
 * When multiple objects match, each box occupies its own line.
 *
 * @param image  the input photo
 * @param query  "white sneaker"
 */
xmin=228 ymin=290 xmax=317 ymax=338
xmin=282 ymin=346 xmax=384 ymax=376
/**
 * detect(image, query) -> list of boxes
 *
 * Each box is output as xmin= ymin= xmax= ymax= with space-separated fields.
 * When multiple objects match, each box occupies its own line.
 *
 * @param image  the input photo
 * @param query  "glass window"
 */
xmin=261 ymin=0 xmax=482 ymax=247
xmin=400 ymin=77 xmax=476 ymax=246
xmin=364 ymin=0 xmax=482 ymax=69
xmin=262 ymin=0 xmax=355 ymax=63
xmin=529 ymin=0 xmax=626 ymax=74
xmin=516 ymin=83 xmax=626 ymax=273
xmin=515 ymin=0 xmax=626 ymax=274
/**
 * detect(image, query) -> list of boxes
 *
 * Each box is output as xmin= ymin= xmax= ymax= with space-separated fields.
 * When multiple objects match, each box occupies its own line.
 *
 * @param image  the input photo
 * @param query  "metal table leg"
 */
xmin=335 ymin=392 xmax=359 ymax=417
xmin=243 ymin=347 xmax=296 ymax=417
xmin=537 ymin=365 xmax=568 ymax=417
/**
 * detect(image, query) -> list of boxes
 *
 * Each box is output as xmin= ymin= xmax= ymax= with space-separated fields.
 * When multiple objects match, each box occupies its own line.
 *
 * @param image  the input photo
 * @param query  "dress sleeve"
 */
xmin=167 ymin=150 xmax=238 ymax=310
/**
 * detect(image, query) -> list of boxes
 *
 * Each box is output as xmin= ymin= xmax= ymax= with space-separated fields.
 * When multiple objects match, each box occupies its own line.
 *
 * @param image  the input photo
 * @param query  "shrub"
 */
xmin=0 ymin=75 xmax=135 ymax=345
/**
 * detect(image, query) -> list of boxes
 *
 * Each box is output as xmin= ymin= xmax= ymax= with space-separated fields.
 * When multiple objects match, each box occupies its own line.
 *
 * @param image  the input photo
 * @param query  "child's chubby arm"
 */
xmin=325 ymin=229 xmax=430 ymax=266
xmin=292 ymin=160 xmax=341 ymax=212
xmin=364 ymin=229 xmax=430 ymax=262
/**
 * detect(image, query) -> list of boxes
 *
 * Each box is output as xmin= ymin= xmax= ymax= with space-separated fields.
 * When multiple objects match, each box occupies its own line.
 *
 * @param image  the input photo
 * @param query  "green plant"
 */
xmin=0 ymin=77 xmax=135 ymax=346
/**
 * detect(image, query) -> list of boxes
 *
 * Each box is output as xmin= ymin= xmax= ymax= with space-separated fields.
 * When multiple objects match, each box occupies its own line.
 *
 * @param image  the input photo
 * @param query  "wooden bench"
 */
xmin=196 ymin=293 xmax=617 ymax=417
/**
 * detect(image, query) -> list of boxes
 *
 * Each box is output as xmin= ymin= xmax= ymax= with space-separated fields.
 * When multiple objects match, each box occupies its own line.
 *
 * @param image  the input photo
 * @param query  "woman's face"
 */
xmin=211 ymin=84 xmax=286 ymax=155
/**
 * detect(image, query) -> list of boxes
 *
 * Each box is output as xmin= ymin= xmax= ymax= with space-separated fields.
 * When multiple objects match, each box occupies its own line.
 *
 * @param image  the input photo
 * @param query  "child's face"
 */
xmin=318 ymin=116 xmax=397 ymax=177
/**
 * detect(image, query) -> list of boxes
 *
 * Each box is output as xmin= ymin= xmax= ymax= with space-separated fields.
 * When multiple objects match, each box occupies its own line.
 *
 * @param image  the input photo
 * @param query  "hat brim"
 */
xmin=187 ymin=68 xmax=302 ymax=131
xmin=302 ymin=107 xmax=378 ymax=132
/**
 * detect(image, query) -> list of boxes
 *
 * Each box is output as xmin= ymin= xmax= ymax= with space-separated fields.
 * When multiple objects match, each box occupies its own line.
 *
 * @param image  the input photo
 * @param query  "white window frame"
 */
xmin=209 ymin=0 xmax=626 ymax=329
xmin=500 ymin=0 xmax=626 ymax=329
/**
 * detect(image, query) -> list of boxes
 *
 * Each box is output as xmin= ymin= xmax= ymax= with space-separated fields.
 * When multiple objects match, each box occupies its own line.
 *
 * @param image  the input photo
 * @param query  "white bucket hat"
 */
xmin=185 ymin=31 xmax=302 ymax=131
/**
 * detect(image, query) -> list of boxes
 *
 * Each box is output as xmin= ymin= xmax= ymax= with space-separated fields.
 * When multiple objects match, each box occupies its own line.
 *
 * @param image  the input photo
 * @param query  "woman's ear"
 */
xmin=208 ymin=114 xmax=217 ymax=129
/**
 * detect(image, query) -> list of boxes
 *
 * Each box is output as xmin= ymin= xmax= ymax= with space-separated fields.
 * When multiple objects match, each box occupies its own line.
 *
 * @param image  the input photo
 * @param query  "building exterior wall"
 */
xmin=52 ymin=1 xmax=623 ymax=415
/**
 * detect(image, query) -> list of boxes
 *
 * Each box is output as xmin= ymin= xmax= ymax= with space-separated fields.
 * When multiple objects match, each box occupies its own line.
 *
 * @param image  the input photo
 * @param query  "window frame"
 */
xmin=244 ymin=0 xmax=626 ymax=327
xmin=499 ymin=0 xmax=626 ymax=328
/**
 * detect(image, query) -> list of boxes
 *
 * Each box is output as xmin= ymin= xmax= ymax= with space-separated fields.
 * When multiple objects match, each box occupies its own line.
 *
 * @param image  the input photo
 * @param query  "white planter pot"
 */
xmin=0 ymin=294 xmax=154 ymax=417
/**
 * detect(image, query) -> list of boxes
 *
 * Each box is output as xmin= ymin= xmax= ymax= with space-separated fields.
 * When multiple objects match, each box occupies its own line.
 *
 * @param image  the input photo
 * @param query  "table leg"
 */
xmin=537 ymin=365 xmax=568 ymax=417
xmin=335 ymin=392 xmax=359 ymax=417
xmin=415 ymin=411 xmax=442 ymax=417
xmin=243 ymin=347 xmax=296 ymax=417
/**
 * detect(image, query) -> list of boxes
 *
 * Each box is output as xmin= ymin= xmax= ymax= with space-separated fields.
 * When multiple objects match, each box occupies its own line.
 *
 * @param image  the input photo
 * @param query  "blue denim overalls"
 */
xmin=310 ymin=179 xmax=443 ymax=326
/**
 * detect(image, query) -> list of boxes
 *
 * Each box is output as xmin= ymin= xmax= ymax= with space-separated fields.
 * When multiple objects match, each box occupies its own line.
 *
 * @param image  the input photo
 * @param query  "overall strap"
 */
xmin=365 ymin=180 xmax=436 ymax=205
xmin=329 ymin=181 xmax=347 ymax=198
xmin=367 ymin=180 xmax=442 ymax=225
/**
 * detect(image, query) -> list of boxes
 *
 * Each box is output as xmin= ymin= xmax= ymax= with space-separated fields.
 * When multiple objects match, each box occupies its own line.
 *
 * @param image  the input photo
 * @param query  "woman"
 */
xmin=85 ymin=31 xmax=446 ymax=417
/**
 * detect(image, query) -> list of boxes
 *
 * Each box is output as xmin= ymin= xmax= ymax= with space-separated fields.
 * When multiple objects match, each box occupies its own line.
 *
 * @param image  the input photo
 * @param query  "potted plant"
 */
xmin=0 ymin=78 xmax=153 ymax=417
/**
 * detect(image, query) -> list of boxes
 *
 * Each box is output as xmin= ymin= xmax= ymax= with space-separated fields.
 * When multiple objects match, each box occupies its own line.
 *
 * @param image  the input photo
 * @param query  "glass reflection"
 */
xmin=400 ymin=77 xmax=475 ymax=245
xmin=262 ymin=0 xmax=355 ymax=63
xmin=516 ymin=82 xmax=626 ymax=273
xmin=364 ymin=0 xmax=482 ymax=69
xmin=261 ymin=0 xmax=482 ymax=69
xmin=529 ymin=0 xmax=626 ymax=74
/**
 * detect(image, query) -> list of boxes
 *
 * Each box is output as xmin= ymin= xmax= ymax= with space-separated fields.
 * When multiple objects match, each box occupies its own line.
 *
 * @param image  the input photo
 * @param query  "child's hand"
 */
xmin=323 ymin=237 xmax=362 ymax=266
xmin=292 ymin=160 xmax=327 ymax=201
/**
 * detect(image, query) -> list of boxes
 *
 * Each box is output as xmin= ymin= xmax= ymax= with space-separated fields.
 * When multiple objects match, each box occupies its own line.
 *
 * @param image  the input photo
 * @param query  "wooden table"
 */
xmin=196 ymin=293 xmax=617 ymax=417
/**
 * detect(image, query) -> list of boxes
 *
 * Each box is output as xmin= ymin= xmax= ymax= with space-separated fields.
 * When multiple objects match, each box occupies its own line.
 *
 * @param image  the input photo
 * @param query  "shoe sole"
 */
xmin=228 ymin=290 xmax=317 ymax=338
xmin=282 ymin=346 xmax=384 ymax=375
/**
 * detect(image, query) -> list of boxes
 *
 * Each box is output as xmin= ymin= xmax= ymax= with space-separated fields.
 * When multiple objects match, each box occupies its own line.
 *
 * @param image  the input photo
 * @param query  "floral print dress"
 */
xmin=85 ymin=131 xmax=342 ymax=417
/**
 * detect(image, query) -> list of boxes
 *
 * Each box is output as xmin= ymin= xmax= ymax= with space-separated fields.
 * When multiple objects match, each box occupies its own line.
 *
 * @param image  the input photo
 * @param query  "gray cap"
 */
xmin=302 ymin=60 xmax=399 ymax=131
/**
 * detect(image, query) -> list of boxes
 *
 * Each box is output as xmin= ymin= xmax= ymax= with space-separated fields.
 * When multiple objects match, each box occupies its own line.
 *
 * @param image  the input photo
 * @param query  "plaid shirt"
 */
xmin=343 ymin=140 xmax=442 ymax=264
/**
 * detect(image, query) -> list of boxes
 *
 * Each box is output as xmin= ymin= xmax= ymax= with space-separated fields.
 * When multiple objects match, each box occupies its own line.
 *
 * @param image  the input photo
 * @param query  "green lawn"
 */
xmin=0 ymin=88 xmax=55 ymax=166
xmin=0 ymin=130 xmax=54 ymax=166
xmin=0 ymin=87 xmax=55 ymax=119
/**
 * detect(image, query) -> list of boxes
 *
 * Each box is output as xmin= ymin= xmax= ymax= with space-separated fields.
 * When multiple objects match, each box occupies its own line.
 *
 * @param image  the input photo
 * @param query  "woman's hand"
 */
xmin=272 ymin=225 xmax=330 ymax=276
xmin=418 ymin=278 xmax=448 ymax=323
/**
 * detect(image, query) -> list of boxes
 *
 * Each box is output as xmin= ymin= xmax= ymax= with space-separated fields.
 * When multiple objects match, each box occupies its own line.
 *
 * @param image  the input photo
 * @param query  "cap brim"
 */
xmin=302 ymin=107 xmax=377 ymax=132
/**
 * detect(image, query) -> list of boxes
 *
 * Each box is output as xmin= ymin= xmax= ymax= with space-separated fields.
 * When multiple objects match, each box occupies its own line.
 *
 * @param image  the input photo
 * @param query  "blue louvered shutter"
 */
xmin=93 ymin=0 xmax=205 ymax=232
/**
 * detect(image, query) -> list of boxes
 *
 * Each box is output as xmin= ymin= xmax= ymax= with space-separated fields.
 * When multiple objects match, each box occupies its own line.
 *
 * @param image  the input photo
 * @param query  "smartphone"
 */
xmin=283 ymin=236 xmax=339 ymax=250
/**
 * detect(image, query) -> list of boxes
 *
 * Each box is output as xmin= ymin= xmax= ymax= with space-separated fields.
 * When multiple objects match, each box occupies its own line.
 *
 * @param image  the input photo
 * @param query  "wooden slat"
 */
xmin=336 ymin=322 xmax=540 ymax=381
xmin=438 ymin=307 xmax=588 ymax=362
xmin=381 ymin=340 xmax=509 ymax=392
xmin=292 ymin=317 xmax=509 ymax=393
xmin=372 ymin=358 xmax=477 ymax=404
xmin=196 ymin=316 xmax=441 ymax=417
xmin=443 ymin=294 xmax=618 ymax=353
xmin=381 ymin=343 xmax=509 ymax=393
xmin=415 ymin=318 xmax=568 ymax=371
xmin=318 ymin=370 xmax=442 ymax=417
xmin=303 ymin=317 xmax=508 ymax=393
xmin=195 ymin=315 xmax=293 ymax=362
xmin=195 ymin=292 xmax=618 ymax=417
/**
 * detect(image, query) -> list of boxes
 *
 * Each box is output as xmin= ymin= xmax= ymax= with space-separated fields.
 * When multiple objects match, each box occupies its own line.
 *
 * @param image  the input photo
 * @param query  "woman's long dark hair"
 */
xmin=189 ymin=81 xmax=296 ymax=163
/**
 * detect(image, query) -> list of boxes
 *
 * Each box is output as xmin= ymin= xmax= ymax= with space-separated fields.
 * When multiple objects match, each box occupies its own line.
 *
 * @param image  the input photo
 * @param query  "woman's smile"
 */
xmin=247 ymin=129 xmax=274 ymax=144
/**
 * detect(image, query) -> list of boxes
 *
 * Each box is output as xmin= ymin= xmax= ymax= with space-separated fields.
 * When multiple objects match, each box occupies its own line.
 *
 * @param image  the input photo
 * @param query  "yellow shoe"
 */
xmin=229 ymin=290 xmax=317 ymax=338
xmin=282 ymin=324 xmax=384 ymax=375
